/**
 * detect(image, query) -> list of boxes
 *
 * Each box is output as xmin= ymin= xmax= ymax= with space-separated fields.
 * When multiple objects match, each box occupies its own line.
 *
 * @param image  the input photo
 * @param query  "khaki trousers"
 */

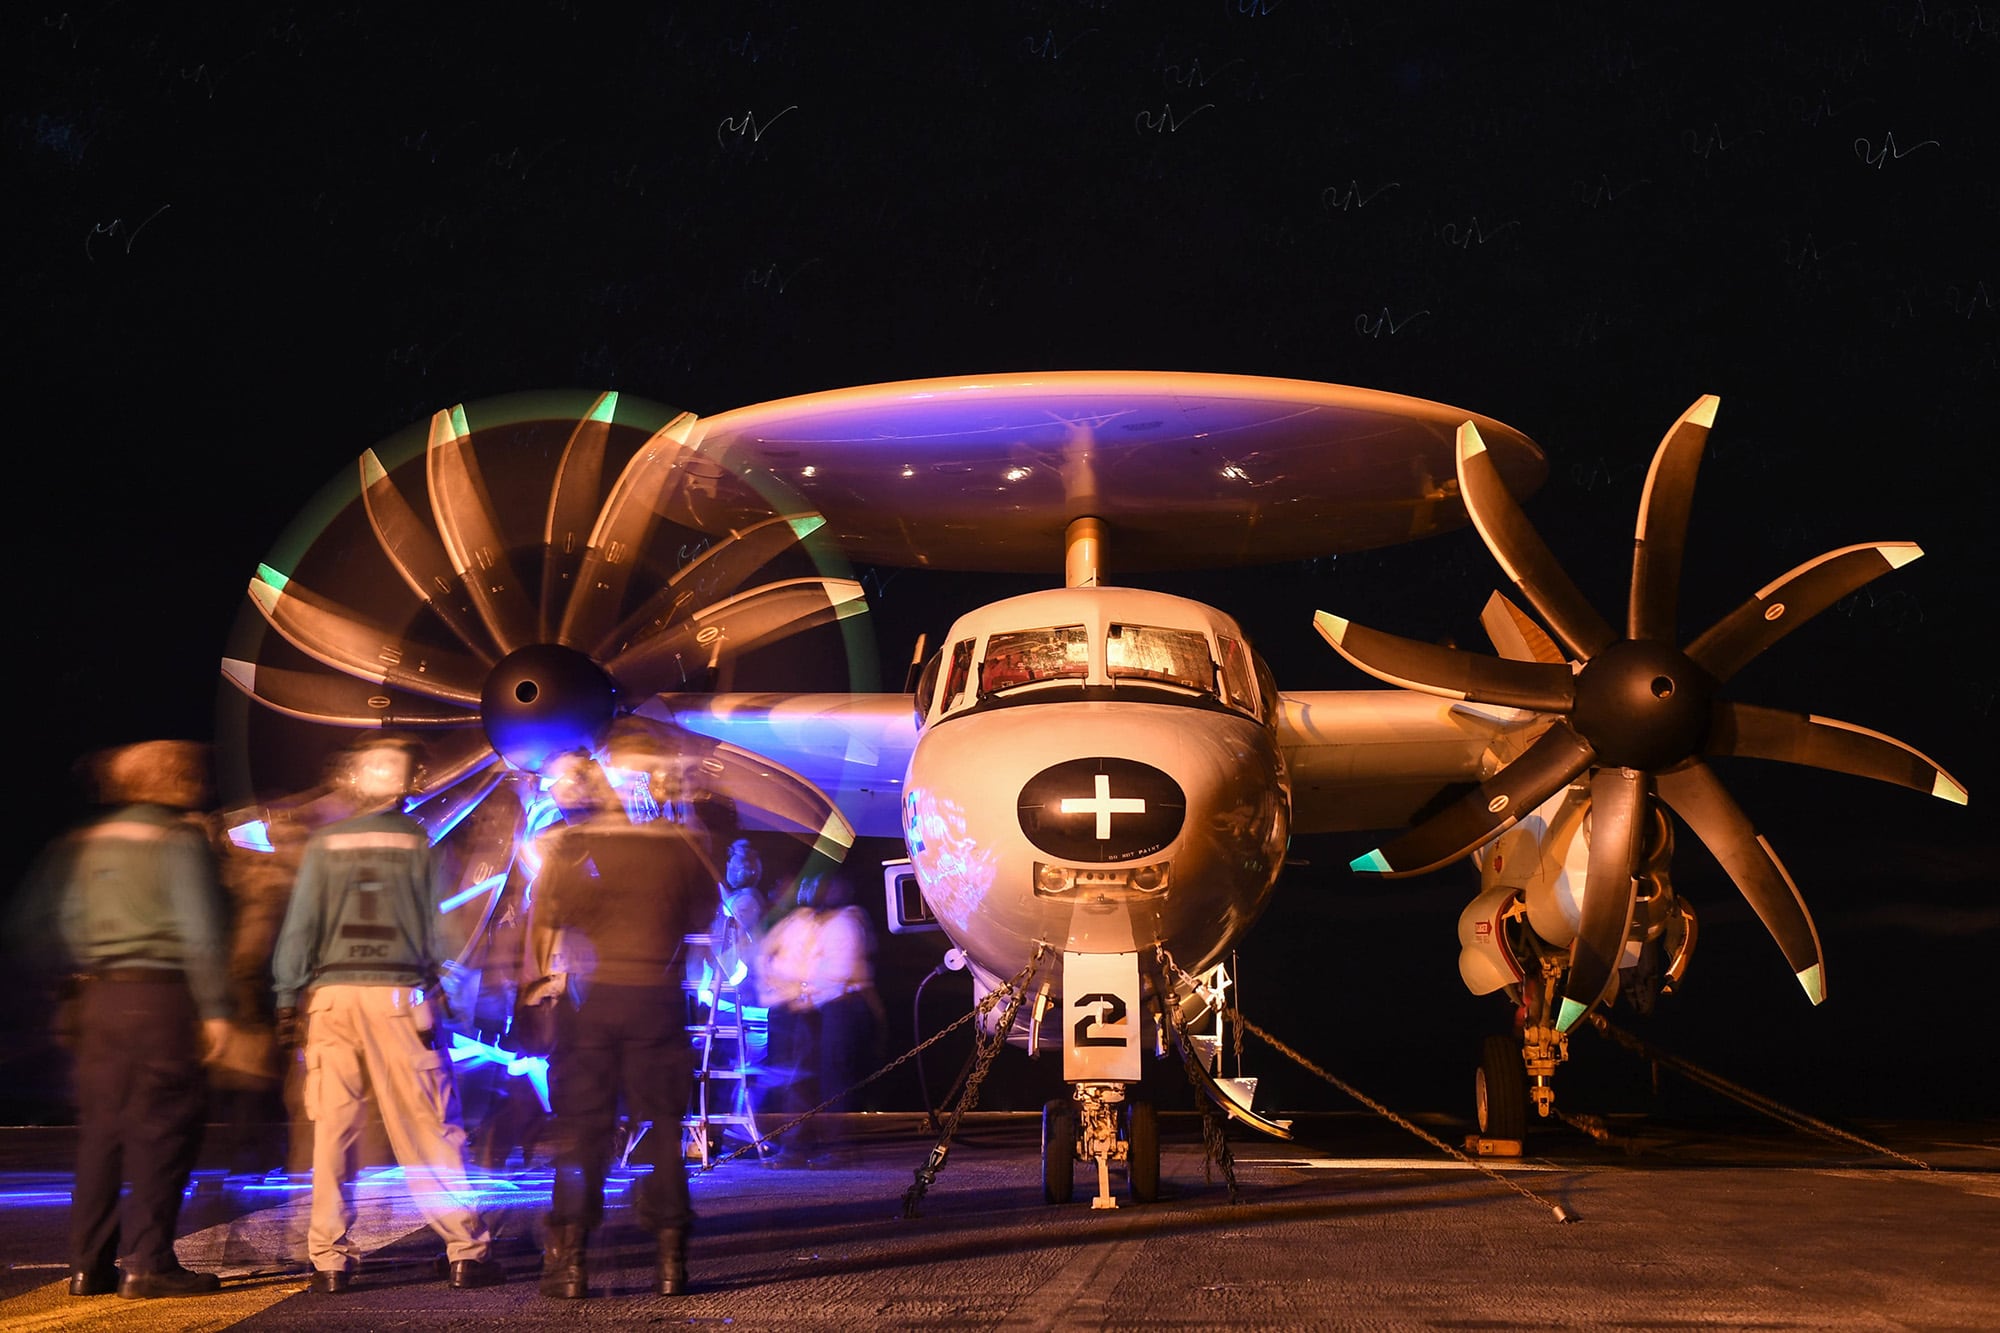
xmin=302 ymin=984 xmax=491 ymax=1271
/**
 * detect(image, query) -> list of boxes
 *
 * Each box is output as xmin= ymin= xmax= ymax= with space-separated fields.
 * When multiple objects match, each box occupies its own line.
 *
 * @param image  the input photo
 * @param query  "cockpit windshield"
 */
xmin=1107 ymin=624 xmax=1214 ymax=693
xmin=979 ymin=625 xmax=1089 ymax=696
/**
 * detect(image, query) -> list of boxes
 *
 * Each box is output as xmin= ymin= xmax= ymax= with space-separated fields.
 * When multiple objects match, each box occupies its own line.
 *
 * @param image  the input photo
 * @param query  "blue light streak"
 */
xmin=450 ymin=1031 xmax=552 ymax=1113
xmin=437 ymin=870 xmax=508 ymax=914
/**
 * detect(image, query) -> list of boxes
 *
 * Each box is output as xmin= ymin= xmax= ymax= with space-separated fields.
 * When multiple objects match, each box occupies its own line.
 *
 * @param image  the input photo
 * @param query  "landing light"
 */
xmin=1033 ymin=859 xmax=1172 ymax=900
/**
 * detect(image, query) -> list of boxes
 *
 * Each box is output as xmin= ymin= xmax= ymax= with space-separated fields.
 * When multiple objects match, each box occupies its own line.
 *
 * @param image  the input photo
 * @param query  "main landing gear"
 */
xmin=1043 ymin=1083 xmax=1158 ymax=1207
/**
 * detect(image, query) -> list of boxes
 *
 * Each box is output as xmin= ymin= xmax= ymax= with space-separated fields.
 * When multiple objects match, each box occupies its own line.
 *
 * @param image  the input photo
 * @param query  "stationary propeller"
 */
xmin=221 ymin=391 xmax=867 ymax=962
xmin=1317 ymin=395 xmax=1967 ymax=1032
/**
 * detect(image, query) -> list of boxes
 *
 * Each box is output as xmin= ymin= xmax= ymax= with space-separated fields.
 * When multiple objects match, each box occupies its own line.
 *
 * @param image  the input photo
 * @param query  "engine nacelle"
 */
xmin=1461 ymin=780 xmax=1686 ymax=999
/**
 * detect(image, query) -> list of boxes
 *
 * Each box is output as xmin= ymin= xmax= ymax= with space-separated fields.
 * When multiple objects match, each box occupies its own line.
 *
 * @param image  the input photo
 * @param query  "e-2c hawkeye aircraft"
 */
xmin=221 ymin=372 xmax=1966 ymax=1207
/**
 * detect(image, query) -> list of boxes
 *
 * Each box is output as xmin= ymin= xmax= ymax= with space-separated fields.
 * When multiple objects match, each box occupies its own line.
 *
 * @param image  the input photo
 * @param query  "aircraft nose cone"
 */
xmin=1018 ymin=757 xmax=1187 ymax=862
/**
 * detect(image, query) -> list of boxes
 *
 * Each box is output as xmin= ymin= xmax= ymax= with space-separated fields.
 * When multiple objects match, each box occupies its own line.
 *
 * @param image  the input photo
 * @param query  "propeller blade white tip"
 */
xmin=1934 ymin=773 xmax=1969 ymax=805
xmin=1349 ymin=848 xmax=1391 ymax=875
xmin=1456 ymin=421 xmax=1487 ymax=459
xmin=1795 ymin=962 xmax=1826 ymax=1005
xmin=1555 ymin=996 xmax=1589 ymax=1033
xmin=1688 ymin=394 xmax=1720 ymax=429
xmin=246 ymin=579 xmax=280 ymax=614
xmin=1882 ymin=543 xmax=1923 ymax=569
xmin=1311 ymin=610 xmax=1349 ymax=644
xmin=221 ymin=659 xmax=256 ymax=691
xmin=360 ymin=449 xmax=388 ymax=487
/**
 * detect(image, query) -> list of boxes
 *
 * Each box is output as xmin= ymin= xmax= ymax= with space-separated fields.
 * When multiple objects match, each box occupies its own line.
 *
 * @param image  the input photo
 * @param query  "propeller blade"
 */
xmin=220 ymin=659 xmax=481 ymax=728
xmin=1314 ymin=611 xmax=1576 ymax=712
xmin=405 ymin=760 xmax=506 ymax=845
xmin=436 ymin=778 xmax=530 ymax=967
xmin=1706 ymin=702 xmax=1969 ymax=804
xmin=597 ymin=512 xmax=829 ymax=661
xmin=607 ymin=577 xmax=868 ymax=694
xmin=245 ymin=566 xmax=487 ymax=705
xmin=691 ymin=738 xmax=857 ymax=861
xmin=360 ymin=449 xmax=496 ymax=663
xmin=1628 ymin=395 xmax=1718 ymax=641
xmin=1684 ymin=542 xmax=1923 ymax=682
xmin=409 ymin=729 xmax=502 ymax=800
xmin=541 ymin=391 xmax=620 ymax=643
xmin=1351 ymin=720 xmax=1597 ymax=877
xmin=1654 ymin=760 xmax=1826 ymax=1004
xmin=1480 ymin=591 xmax=1566 ymax=665
xmin=427 ymin=405 xmax=537 ymax=655
xmin=1556 ymin=767 xmax=1646 ymax=1032
xmin=599 ymin=715 xmax=856 ymax=860
xmin=558 ymin=411 xmax=700 ymax=653
xmin=1457 ymin=421 xmax=1618 ymax=660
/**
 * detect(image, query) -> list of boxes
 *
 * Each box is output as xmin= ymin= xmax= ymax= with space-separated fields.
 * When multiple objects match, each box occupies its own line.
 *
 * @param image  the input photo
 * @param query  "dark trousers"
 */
xmin=549 ymin=983 xmax=694 ymax=1233
xmin=769 ymin=990 xmax=878 ymax=1153
xmin=70 ymin=978 xmax=206 ymax=1276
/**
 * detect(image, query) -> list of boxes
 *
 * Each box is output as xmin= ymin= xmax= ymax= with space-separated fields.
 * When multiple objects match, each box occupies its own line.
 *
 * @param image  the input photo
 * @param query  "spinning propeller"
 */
xmin=221 ymin=391 xmax=866 ymax=960
xmin=1317 ymin=396 xmax=1967 ymax=1032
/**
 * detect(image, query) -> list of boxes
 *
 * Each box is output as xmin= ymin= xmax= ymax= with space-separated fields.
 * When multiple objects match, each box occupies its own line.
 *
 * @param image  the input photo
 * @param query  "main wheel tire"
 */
xmin=1475 ymin=1033 xmax=1529 ymax=1141
xmin=1124 ymin=1099 xmax=1159 ymax=1203
xmin=1042 ymin=1097 xmax=1076 ymax=1204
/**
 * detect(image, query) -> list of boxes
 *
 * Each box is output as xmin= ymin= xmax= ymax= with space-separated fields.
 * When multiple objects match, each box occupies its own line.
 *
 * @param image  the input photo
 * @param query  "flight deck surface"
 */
xmin=2 ymin=1112 xmax=1994 ymax=1330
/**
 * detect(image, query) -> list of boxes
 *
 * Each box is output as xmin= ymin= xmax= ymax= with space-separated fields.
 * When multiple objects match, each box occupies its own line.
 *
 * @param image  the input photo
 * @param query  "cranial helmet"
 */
xmin=343 ymin=735 xmax=422 ymax=807
xmin=725 ymin=838 xmax=762 ymax=890
xmin=99 ymin=740 xmax=211 ymax=810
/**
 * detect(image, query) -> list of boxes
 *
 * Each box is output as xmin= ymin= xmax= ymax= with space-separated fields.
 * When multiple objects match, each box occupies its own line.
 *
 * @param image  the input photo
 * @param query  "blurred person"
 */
xmin=757 ymin=869 xmax=883 ymax=1167
xmin=270 ymin=735 xmax=502 ymax=1295
xmin=524 ymin=747 xmax=712 ymax=1299
xmin=47 ymin=740 xmax=232 ymax=1299
xmin=712 ymin=837 xmax=768 ymax=1004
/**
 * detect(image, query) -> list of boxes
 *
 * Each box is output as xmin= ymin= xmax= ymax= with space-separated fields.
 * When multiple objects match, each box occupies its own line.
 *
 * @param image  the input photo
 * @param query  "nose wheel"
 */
xmin=1041 ymin=1097 xmax=1076 ymax=1204
xmin=1474 ymin=1033 xmax=1528 ymax=1143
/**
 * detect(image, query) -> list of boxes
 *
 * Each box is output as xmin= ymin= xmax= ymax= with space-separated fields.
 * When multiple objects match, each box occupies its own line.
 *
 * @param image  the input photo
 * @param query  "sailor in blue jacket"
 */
xmin=271 ymin=735 xmax=502 ymax=1294
xmin=52 ymin=740 xmax=232 ymax=1300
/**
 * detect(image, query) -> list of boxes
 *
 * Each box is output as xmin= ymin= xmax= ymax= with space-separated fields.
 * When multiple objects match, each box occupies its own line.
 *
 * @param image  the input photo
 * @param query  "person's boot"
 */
xmin=655 ymin=1229 xmax=689 ymax=1296
xmin=539 ymin=1225 xmax=588 ymax=1299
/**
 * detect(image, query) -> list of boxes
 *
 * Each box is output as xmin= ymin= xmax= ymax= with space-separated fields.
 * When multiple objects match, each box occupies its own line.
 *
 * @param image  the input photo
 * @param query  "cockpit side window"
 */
xmin=913 ymin=648 xmax=943 ymax=727
xmin=1106 ymin=624 xmax=1215 ymax=694
xmin=1216 ymin=635 xmax=1259 ymax=719
xmin=979 ymin=625 xmax=1089 ymax=697
xmin=941 ymin=639 xmax=975 ymax=711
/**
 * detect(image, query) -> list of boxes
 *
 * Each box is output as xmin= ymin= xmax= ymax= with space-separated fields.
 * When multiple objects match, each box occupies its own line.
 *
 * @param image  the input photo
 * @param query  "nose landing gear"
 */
xmin=1043 ymin=1083 xmax=1158 ymax=1207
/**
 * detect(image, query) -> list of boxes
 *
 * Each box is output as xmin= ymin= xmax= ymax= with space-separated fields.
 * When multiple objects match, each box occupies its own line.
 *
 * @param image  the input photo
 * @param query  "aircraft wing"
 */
xmin=641 ymin=693 xmax=919 ymax=839
xmin=651 ymin=688 xmax=1538 ymax=842
xmin=1278 ymin=691 xmax=1536 ymax=834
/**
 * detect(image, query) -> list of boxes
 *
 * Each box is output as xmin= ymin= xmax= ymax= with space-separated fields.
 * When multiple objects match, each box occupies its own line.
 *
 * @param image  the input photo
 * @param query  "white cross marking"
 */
xmin=1060 ymin=773 xmax=1146 ymax=839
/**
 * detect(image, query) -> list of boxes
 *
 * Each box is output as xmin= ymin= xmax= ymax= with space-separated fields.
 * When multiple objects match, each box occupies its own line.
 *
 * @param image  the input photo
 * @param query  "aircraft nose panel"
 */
xmin=1017 ymin=758 xmax=1187 ymax=862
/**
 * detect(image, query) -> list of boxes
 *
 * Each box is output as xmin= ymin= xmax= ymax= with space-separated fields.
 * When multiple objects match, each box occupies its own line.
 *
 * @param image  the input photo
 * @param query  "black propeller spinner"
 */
xmin=1320 ymin=395 xmax=1966 ymax=1033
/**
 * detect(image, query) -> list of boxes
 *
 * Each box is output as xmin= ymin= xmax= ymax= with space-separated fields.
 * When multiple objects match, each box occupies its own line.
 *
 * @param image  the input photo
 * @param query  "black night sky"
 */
xmin=6 ymin=3 xmax=1995 ymax=1122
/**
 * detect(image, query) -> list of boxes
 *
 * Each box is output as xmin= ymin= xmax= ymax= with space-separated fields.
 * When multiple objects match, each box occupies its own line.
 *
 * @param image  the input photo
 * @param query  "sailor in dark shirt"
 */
xmin=528 ymin=748 xmax=712 ymax=1299
xmin=50 ymin=741 xmax=232 ymax=1300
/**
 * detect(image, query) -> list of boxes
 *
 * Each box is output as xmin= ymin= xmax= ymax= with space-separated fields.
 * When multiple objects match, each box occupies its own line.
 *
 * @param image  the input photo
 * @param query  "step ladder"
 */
xmin=681 ymin=930 xmax=766 ymax=1166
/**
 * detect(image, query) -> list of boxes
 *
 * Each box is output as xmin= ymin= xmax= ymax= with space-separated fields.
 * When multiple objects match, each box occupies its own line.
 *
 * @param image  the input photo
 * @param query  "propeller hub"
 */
xmin=1570 ymin=639 xmax=1713 ymax=770
xmin=481 ymin=644 xmax=621 ymax=772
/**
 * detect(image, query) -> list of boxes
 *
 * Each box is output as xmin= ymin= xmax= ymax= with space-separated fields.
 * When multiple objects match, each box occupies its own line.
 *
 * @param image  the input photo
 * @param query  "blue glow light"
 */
xmin=227 ymin=819 xmax=275 ymax=853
